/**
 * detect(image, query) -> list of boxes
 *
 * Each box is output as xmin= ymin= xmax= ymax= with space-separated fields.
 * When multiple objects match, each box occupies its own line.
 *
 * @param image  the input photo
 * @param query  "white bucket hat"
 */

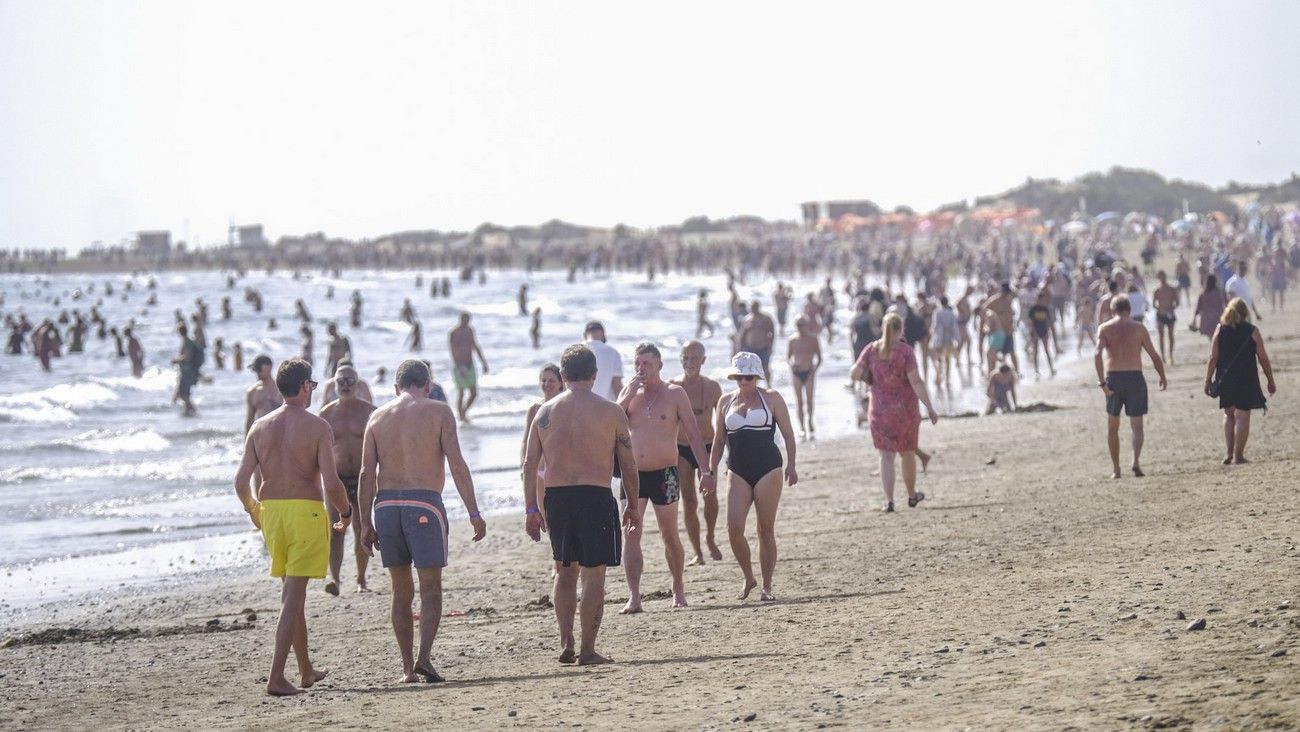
xmin=727 ymin=352 xmax=764 ymax=380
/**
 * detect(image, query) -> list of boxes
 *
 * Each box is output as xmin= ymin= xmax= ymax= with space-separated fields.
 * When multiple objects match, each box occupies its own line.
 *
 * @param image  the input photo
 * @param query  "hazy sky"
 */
xmin=1 ymin=0 xmax=1297 ymax=250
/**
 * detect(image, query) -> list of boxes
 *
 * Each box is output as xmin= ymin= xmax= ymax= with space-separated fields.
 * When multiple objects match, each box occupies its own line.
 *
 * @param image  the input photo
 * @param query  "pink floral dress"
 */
xmin=855 ymin=341 xmax=921 ymax=452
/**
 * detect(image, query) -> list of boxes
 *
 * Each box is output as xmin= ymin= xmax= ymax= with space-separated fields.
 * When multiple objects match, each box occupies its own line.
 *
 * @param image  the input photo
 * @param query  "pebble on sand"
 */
xmin=1186 ymin=618 xmax=1207 ymax=631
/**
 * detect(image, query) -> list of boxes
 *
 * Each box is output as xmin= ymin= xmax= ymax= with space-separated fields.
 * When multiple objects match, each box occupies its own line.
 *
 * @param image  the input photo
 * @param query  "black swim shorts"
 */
xmin=1104 ymin=371 xmax=1148 ymax=417
xmin=999 ymin=333 xmax=1015 ymax=355
xmin=677 ymin=443 xmax=711 ymax=472
xmin=544 ymin=486 xmax=621 ymax=568
xmin=621 ymin=466 xmax=681 ymax=506
xmin=1156 ymin=312 xmax=1176 ymax=326
xmin=340 ymin=474 xmax=359 ymax=504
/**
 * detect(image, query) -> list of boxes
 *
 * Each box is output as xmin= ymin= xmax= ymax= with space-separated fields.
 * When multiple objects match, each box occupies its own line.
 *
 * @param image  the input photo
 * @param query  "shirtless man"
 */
xmin=448 ymin=312 xmax=489 ymax=421
xmin=523 ymin=344 xmax=639 ymax=665
xmin=695 ymin=290 xmax=714 ymax=339
xmin=321 ymin=359 xmax=374 ymax=405
xmin=1094 ymin=295 xmax=1168 ymax=479
xmin=125 ymin=326 xmax=144 ymax=377
xmin=738 ymin=300 xmax=776 ymax=382
xmin=616 ymin=343 xmax=712 ymax=612
xmin=358 ymin=359 xmax=486 ymax=683
xmin=324 ymin=323 xmax=352 ymax=378
xmin=669 ymin=341 xmax=724 ymax=566
xmin=786 ymin=316 xmax=822 ymax=439
xmin=1151 ymin=271 xmax=1180 ymax=365
xmin=246 ymin=355 xmax=285 ymax=434
xmin=233 ymin=359 xmax=351 ymax=696
xmin=986 ymin=282 xmax=1020 ymax=373
xmin=321 ymin=365 xmax=377 ymax=594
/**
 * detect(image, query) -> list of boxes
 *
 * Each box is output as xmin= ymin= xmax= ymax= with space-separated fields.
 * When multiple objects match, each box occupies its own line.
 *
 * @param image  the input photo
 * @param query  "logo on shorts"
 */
xmin=419 ymin=516 xmax=429 ymax=524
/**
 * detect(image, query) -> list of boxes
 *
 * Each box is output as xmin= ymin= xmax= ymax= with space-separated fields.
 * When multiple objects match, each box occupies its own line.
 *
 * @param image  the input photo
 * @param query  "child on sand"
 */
xmin=985 ymin=365 xmax=1018 ymax=414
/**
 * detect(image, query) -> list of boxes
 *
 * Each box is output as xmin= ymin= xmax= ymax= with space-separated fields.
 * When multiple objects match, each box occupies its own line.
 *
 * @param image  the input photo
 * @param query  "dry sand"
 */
xmin=2 ymin=306 xmax=1297 ymax=731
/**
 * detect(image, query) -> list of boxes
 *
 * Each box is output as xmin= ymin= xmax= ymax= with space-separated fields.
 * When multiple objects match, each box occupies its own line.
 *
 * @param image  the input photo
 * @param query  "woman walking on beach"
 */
xmin=707 ymin=352 xmax=798 ymax=602
xmin=1204 ymin=298 xmax=1276 ymax=465
xmin=1190 ymin=274 xmax=1226 ymax=339
xmin=520 ymin=363 xmax=565 ymax=505
xmin=851 ymin=313 xmax=940 ymax=512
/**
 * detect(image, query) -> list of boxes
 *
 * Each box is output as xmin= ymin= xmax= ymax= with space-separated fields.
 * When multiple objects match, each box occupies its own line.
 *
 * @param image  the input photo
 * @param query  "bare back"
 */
xmin=363 ymin=393 xmax=458 ymax=492
xmin=533 ymin=389 xmax=629 ymax=488
xmin=1096 ymin=317 xmax=1152 ymax=372
xmin=247 ymin=407 xmax=335 ymax=501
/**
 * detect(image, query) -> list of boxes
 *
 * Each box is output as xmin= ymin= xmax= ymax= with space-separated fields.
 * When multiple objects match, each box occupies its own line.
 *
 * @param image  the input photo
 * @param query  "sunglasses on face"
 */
xmin=737 ymin=375 xmax=758 ymax=382
xmin=306 ymin=380 xmax=319 ymax=388
xmin=338 ymin=377 xmax=358 ymax=386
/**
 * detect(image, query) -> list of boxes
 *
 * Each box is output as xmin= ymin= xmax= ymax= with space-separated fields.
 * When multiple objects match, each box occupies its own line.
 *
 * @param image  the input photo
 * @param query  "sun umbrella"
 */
xmin=1093 ymin=211 xmax=1122 ymax=224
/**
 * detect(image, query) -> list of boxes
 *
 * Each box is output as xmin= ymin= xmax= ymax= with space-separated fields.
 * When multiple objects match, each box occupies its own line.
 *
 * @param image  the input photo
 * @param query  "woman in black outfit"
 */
xmin=1204 ymin=298 xmax=1277 ymax=465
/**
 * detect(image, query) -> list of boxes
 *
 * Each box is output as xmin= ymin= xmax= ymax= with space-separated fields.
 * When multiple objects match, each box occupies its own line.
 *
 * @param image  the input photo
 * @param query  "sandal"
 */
xmin=908 ymin=492 xmax=926 ymax=508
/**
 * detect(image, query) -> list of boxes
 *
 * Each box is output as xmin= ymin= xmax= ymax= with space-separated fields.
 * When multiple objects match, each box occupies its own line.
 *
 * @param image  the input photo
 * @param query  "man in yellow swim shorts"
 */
xmin=235 ymin=358 xmax=352 ymax=697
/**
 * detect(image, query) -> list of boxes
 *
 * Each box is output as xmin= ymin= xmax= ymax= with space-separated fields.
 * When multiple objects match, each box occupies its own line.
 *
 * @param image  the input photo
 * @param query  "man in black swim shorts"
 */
xmin=320 ymin=365 xmax=376 ymax=593
xmin=523 ymin=345 xmax=639 ymax=666
xmin=1095 ymin=295 xmax=1168 ymax=479
xmin=616 ymin=343 xmax=712 ymax=613
xmin=670 ymin=341 xmax=724 ymax=565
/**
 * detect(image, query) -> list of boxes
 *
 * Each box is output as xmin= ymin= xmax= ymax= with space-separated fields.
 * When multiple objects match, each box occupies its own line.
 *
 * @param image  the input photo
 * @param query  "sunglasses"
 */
xmin=337 ymin=377 xmax=358 ymax=386
xmin=306 ymin=379 xmax=319 ymax=388
xmin=737 ymin=375 xmax=759 ymax=382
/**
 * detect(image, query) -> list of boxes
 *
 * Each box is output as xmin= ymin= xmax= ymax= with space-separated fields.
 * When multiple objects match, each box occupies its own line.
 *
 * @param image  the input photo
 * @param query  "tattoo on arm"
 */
xmin=536 ymin=404 xmax=552 ymax=429
xmin=617 ymin=433 xmax=632 ymax=449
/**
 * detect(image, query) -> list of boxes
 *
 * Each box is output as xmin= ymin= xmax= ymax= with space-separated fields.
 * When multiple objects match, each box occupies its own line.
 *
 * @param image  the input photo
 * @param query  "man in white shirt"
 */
xmin=584 ymin=321 xmax=625 ymax=401
xmin=1224 ymin=261 xmax=1264 ymax=321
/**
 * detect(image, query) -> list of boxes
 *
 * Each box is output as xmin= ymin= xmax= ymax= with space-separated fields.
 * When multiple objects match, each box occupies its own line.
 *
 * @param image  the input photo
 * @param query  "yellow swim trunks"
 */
xmin=260 ymin=499 xmax=330 ymax=578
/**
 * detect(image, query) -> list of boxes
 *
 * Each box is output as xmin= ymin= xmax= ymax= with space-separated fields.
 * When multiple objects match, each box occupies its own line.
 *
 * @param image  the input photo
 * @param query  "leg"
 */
xmin=678 ymin=457 xmax=705 ymax=565
xmin=1107 ymin=415 xmax=1122 ymax=479
xmin=553 ymin=563 xmax=579 ymax=663
xmin=465 ymin=384 xmax=478 ymax=415
xmin=653 ymin=502 xmax=688 ymax=607
xmin=620 ymin=498 xmax=649 ymax=614
xmin=1129 ymin=416 xmax=1145 ymax=476
xmin=1167 ymin=324 xmax=1175 ymax=364
xmin=879 ymin=449 xmax=896 ymax=507
xmin=726 ymin=475 xmax=758 ymax=599
xmin=351 ymin=498 xmax=369 ymax=590
xmin=792 ymin=380 xmax=807 ymax=435
xmin=290 ymin=579 xmax=326 ymax=687
xmin=1222 ymin=407 xmax=1236 ymax=463
xmin=805 ymin=374 xmax=817 ymax=437
xmin=1042 ymin=336 xmax=1055 ymax=375
xmin=414 ymin=567 xmax=443 ymax=678
xmin=1233 ymin=409 xmax=1251 ymax=463
xmin=1158 ymin=324 xmax=1168 ymax=362
xmin=577 ymin=566 xmax=612 ymax=665
xmin=751 ymin=470 xmax=785 ymax=600
xmin=267 ymin=576 xmax=309 ymax=696
xmin=388 ymin=566 xmax=419 ymax=682
xmin=703 ymin=480 xmax=722 ymax=560
xmin=900 ymin=450 xmax=918 ymax=502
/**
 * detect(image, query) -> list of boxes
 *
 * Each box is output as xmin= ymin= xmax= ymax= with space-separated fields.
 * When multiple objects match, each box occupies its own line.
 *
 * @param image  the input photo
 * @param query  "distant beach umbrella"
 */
xmin=1061 ymin=220 xmax=1090 ymax=234
xmin=1092 ymin=211 xmax=1122 ymax=224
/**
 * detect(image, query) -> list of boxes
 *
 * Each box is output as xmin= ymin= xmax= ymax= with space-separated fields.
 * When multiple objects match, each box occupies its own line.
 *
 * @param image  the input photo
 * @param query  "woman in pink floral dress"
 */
xmin=850 ymin=313 xmax=940 ymax=512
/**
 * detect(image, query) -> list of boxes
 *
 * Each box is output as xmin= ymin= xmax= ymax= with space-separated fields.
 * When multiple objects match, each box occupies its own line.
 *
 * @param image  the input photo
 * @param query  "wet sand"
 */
xmin=2 ymin=307 xmax=1297 ymax=730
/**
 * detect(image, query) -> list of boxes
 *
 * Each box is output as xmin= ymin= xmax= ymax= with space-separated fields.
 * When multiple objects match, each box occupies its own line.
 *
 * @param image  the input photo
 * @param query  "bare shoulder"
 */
xmin=763 ymin=387 xmax=788 ymax=406
xmin=320 ymin=400 xmax=337 ymax=418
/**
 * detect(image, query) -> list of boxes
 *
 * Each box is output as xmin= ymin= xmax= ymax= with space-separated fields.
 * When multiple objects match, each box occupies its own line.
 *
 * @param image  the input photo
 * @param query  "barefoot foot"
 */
xmin=687 ymin=553 xmax=705 ymax=567
xmin=577 ymin=651 xmax=614 ymax=666
xmin=760 ymin=588 xmax=776 ymax=602
xmin=1110 ymin=470 xmax=1122 ymax=479
xmin=671 ymin=592 xmax=688 ymax=609
xmin=267 ymin=678 xmax=305 ymax=696
xmin=558 ymin=648 xmax=576 ymax=664
xmin=619 ymin=599 xmax=643 ymax=615
xmin=707 ymin=541 xmax=723 ymax=561
xmin=301 ymin=668 xmax=328 ymax=688
xmin=1132 ymin=465 xmax=1145 ymax=477
xmin=413 ymin=664 xmax=445 ymax=683
xmin=324 ymin=581 xmax=339 ymax=596
xmin=738 ymin=578 xmax=758 ymax=600
xmin=398 ymin=672 xmax=420 ymax=683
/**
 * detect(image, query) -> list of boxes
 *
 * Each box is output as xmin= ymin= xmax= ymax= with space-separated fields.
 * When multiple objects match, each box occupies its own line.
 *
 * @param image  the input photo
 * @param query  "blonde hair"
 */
xmin=879 ymin=313 xmax=903 ymax=357
xmin=1220 ymin=297 xmax=1250 ymax=327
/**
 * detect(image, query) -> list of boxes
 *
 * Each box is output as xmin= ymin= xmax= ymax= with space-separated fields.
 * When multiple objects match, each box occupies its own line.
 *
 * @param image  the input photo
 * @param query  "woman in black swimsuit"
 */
xmin=707 ymin=352 xmax=799 ymax=602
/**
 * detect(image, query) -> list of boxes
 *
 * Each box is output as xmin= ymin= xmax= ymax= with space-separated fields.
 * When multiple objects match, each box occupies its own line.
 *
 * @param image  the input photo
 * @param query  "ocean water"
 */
xmin=0 ymin=268 xmax=1046 ymax=612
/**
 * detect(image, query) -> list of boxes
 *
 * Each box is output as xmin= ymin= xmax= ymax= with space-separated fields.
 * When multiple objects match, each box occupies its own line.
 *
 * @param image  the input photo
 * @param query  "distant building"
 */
xmin=135 ymin=231 xmax=171 ymax=257
xmin=800 ymin=200 xmax=883 ymax=229
xmin=233 ymin=224 xmax=267 ymax=248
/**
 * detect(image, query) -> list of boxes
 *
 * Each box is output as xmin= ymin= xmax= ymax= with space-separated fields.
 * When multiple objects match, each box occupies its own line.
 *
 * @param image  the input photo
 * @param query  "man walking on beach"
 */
xmin=1152 ymin=271 xmax=1180 ymax=365
xmin=448 ymin=312 xmax=489 ymax=421
xmin=233 ymin=358 xmax=352 ymax=696
xmin=245 ymin=355 xmax=284 ymax=433
xmin=523 ymin=344 xmax=639 ymax=664
xmin=324 ymin=322 xmax=351 ymax=378
xmin=738 ymin=300 xmax=776 ymax=382
xmin=358 ymin=359 xmax=487 ymax=683
xmin=670 ymin=341 xmax=724 ymax=565
xmin=125 ymin=326 xmax=144 ymax=377
xmin=172 ymin=323 xmax=202 ymax=416
xmin=321 ymin=364 xmax=376 ymax=594
xmin=583 ymin=321 xmax=624 ymax=401
xmin=1094 ymin=295 xmax=1168 ymax=479
xmin=617 ymin=343 xmax=712 ymax=612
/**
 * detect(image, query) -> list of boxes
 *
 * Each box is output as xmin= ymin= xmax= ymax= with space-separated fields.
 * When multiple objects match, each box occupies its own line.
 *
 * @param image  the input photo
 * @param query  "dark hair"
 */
xmin=1108 ymin=279 xmax=1119 ymax=293
xmin=275 ymin=358 xmax=313 ymax=397
xmin=561 ymin=344 xmax=597 ymax=382
xmin=634 ymin=342 xmax=661 ymax=360
xmin=939 ymin=295 xmax=950 ymax=308
xmin=583 ymin=320 xmax=605 ymax=335
xmin=1112 ymin=294 xmax=1132 ymax=313
xmin=396 ymin=359 xmax=431 ymax=389
xmin=540 ymin=362 xmax=563 ymax=385
xmin=1205 ymin=274 xmax=1217 ymax=290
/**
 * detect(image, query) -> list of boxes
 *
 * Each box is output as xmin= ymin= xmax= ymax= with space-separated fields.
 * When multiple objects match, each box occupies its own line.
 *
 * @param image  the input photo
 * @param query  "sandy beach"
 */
xmin=2 ymin=303 xmax=1297 ymax=730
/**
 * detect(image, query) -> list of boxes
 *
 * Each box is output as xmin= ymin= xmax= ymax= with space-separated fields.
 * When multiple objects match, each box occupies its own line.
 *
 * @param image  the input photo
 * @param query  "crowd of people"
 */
xmin=2 ymin=213 xmax=1292 ymax=695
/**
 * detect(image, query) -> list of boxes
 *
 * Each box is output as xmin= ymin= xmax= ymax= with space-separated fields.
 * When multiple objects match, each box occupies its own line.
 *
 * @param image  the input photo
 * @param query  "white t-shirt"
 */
xmin=1127 ymin=291 xmax=1148 ymax=321
xmin=1225 ymin=275 xmax=1254 ymax=307
xmin=585 ymin=339 xmax=624 ymax=401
